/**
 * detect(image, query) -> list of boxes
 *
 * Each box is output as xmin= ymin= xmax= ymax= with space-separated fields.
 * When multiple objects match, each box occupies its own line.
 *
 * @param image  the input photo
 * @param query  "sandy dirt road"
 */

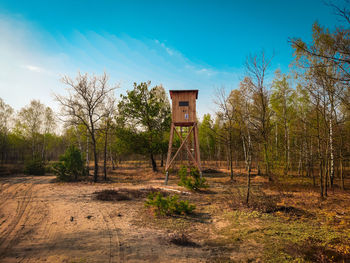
xmin=0 ymin=175 xmax=212 ymax=263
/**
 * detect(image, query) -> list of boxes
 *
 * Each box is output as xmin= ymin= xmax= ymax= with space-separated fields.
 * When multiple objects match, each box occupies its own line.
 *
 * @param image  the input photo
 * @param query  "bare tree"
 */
xmin=290 ymin=1 xmax=350 ymax=88
xmin=56 ymin=72 xmax=116 ymax=182
xmin=42 ymin=107 xmax=56 ymax=161
xmin=17 ymin=100 xmax=45 ymax=158
xmin=0 ymin=98 xmax=14 ymax=164
xmin=239 ymin=87 xmax=254 ymax=204
xmin=101 ymin=96 xmax=117 ymax=181
xmin=244 ymin=51 xmax=273 ymax=180
xmin=213 ymin=87 xmax=236 ymax=180
xmin=230 ymin=86 xmax=255 ymax=203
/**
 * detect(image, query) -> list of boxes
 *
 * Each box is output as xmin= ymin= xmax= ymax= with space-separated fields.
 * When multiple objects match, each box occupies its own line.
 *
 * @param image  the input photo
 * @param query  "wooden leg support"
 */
xmin=165 ymin=123 xmax=203 ymax=183
xmin=165 ymin=123 xmax=175 ymax=185
xmin=194 ymin=123 xmax=202 ymax=178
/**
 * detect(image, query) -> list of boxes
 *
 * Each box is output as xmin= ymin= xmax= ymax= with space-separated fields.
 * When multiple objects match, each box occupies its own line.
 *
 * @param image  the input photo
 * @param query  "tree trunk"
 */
xmin=75 ymin=125 xmax=82 ymax=152
xmin=242 ymin=135 xmax=248 ymax=171
xmin=86 ymin=131 xmax=89 ymax=176
xmin=92 ymin=135 xmax=98 ymax=182
xmin=228 ymin=141 xmax=234 ymax=181
xmin=150 ymin=153 xmax=157 ymax=172
xmin=246 ymin=163 xmax=251 ymax=205
xmin=339 ymin=132 xmax=344 ymax=190
xmin=329 ymin=117 xmax=334 ymax=188
xmin=42 ymin=133 xmax=46 ymax=161
xmin=104 ymin=125 xmax=108 ymax=181
xmin=246 ymin=128 xmax=252 ymax=205
xmin=264 ymin=142 xmax=271 ymax=181
xmin=311 ymin=162 xmax=315 ymax=187
xmin=230 ymin=149 xmax=233 ymax=181
xmin=109 ymin=147 xmax=116 ymax=170
xmin=74 ymin=166 xmax=78 ymax=181
xmin=324 ymin=162 xmax=328 ymax=197
xmin=275 ymin=122 xmax=278 ymax=165
xmin=317 ymin=103 xmax=323 ymax=198
xmin=32 ymin=136 xmax=35 ymax=159
xmin=310 ymin=139 xmax=315 ymax=186
xmin=287 ymin=130 xmax=290 ymax=174
xmin=298 ymin=144 xmax=302 ymax=176
xmin=284 ymin=104 xmax=289 ymax=176
xmin=319 ymin=160 xmax=324 ymax=198
xmin=340 ymin=157 xmax=344 ymax=190
xmin=160 ymin=153 xmax=164 ymax=167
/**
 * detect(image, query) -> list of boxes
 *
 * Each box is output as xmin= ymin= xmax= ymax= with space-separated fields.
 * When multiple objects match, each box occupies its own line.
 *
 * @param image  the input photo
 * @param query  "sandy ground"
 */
xmin=0 ymin=173 xmax=219 ymax=263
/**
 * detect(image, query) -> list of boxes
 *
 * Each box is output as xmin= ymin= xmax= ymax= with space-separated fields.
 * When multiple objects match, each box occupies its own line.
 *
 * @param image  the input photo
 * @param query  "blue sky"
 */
xmin=0 ymin=0 xmax=344 ymax=118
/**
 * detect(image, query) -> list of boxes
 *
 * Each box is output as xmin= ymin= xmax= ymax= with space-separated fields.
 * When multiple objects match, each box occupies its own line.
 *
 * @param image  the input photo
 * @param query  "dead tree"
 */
xmin=213 ymin=88 xmax=236 ymax=181
xmin=102 ymin=97 xmax=117 ymax=181
xmin=56 ymin=72 xmax=116 ymax=182
xmin=244 ymin=51 xmax=273 ymax=180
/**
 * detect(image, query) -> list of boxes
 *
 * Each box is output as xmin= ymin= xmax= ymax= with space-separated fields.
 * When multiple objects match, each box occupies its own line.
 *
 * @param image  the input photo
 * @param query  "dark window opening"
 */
xmin=179 ymin=101 xmax=189 ymax=106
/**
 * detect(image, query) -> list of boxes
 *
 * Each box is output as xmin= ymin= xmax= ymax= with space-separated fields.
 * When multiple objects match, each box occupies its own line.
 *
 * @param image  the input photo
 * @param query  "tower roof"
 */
xmin=169 ymin=90 xmax=198 ymax=99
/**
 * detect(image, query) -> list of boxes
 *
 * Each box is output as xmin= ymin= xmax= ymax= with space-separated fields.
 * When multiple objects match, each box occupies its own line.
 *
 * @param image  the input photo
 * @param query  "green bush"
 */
xmin=45 ymin=163 xmax=53 ymax=173
xmin=178 ymin=165 xmax=208 ymax=191
xmin=53 ymin=161 xmax=69 ymax=181
xmin=24 ymin=157 xmax=45 ymax=175
xmin=53 ymin=145 xmax=85 ymax=181
xmin=145 ymin=192 xmax=195 ymax=216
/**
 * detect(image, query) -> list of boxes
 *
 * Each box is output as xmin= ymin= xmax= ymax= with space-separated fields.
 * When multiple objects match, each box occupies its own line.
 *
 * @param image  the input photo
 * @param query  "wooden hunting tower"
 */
xmin=165 ymin=90 xmax=202 ymax=184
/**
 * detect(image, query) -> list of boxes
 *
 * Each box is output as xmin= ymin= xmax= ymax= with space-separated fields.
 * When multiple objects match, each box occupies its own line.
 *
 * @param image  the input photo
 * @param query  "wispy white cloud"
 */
xmin=195 ymin=68 xmax=216 ymax=76
xmin=0 ymin=15 xmax=70 ymax=112
xmin=154 ymin=39 xmax=175 ymax=56
xmin=0 ymin=14 xmax=242 ymax=119
xmin=23 ymin=65 xmax=42 ymax=72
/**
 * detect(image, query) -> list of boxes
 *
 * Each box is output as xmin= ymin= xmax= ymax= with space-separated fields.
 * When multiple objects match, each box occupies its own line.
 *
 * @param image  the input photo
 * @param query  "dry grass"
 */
xmin=2 ymin=161 xmax=350 ymax=262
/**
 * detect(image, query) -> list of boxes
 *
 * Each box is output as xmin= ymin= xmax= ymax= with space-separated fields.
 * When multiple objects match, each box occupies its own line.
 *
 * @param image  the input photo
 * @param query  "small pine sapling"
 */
xmin=145 ymin=192 xmax=195 ymax=216
xmin=178 ymin=165 xmax=208 ymax=191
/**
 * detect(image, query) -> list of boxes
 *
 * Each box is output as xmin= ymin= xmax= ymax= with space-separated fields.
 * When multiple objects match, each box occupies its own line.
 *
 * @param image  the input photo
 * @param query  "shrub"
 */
xmin=24 ymin=156 xmax=45 ymax=175
xmin=145 ymin=192 xmax=195 ymax=216
xmin=53 ymin=145 xmax=85 ymax=181
xmin=178 ymin=165 xmax=208 ymax=191
xmin=45 ymin=163 xmax=53 ymax=173
xmin=53 ymin=161 xmax=69 ymax=181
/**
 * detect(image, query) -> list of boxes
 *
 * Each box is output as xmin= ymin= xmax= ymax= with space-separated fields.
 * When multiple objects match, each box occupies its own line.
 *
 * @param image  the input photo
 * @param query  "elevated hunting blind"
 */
xmin=165 ymin=90 xmax=202 ymax=184
xmin=170 ymin=90 xmax=197 ymax=125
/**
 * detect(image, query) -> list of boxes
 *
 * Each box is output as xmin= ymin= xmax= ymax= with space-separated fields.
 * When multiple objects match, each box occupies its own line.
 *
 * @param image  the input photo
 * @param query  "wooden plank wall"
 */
xmin=171 ymin=92 xmax=197 ymax=123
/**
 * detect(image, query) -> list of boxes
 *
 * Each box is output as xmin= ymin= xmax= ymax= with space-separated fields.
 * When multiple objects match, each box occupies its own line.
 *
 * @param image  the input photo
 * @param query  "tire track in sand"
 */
xmin=0 ymin=177 xmax=49 ymax=261
xmin=97 ymin=205 xmax=124 ymax=263
xmin=0 ymin=181 xmax=34 ymax=257
xmin=71 ymin=184 xmax=124 ymax=263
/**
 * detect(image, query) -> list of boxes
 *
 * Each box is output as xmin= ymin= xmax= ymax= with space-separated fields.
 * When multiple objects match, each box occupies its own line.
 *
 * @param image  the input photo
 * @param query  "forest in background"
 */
xmin=0 ymin=2 xmax=349 ymax=198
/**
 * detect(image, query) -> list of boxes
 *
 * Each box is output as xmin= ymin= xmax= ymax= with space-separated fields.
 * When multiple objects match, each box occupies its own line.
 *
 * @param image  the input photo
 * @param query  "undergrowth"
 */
xmin=24 ymin=156 xmax=45 ymax=175
xmin=94 ymin=187 xmax=168 ymax=201
xmin=214 ymin=181 xmax=350 ymax=262
xmin=53 ymin=145 xmax=85 ymax=181
xmin=145 ymin=192 xmax=195 ymax=216
xmin=178 ymin=165 xmax=208 ymax=191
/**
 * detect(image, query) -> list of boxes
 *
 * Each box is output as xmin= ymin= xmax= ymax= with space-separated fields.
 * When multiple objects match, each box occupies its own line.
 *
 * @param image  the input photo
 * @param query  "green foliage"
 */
xmin=24 ymin=156 xmax=45 ymax=175
xmin=178 ymin=165 xmax=208 ymax=191
xmin=118 ymin=82 xmax=171 ymax=131
xmin=145 ymin=192 xmax=195 ymax=216
xmin=198 ymin=114 xmax=216 ymax=160
xmin=45 ymin=163 xmax=53 ymax=173
xmin=118 ymin=82 xmax=171 ymax=170
xmin=53 ymin=145 xmax=85 ymax=181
